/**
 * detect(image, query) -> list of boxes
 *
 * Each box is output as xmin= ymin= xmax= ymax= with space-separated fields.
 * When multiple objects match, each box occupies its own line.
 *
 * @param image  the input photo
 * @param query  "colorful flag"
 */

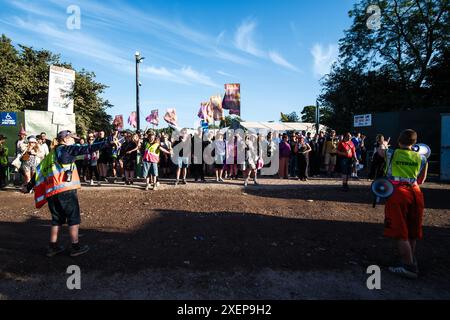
xmin=164 ymin=108 xmax=177 ymax=127
xmin=128 ymin=112 xmax=137 ymax=128
xmin=198 ymin=102 xmax=214 ymax=124
xmin=210 ymin=95 xmax=224 ymax=121
xmin=146 ymin=109 xmax=159 ymax=126
xmin=223 ymin=83 xmax=241 ymax=116
xmin=113 ymin=115 xmax=124 ymax=130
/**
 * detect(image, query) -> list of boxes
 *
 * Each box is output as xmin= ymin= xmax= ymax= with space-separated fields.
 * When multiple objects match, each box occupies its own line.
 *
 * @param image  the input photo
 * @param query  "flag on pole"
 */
xmin=146 ymin=109 xmax=159 ymax=126
xmin=210 ymin=95 xmax=224 ymax=121
xmin=164 ymin=108 xmax=177 ymax=127
xmin=128 ymin=112 xmax=137 ymax=128
xmin=223 ymin=83 xmax=241 ymax=116
xmin=113 ymin=115 xmax=124 ymax=130
xmin=198 ymin=102 xmax=214 ymax=124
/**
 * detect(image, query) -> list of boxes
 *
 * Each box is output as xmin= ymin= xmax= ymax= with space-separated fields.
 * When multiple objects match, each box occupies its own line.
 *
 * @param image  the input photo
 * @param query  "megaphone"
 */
xmin=412 ymin=143 xmax=431 ymax=159
xmin=371 ymin=178 xmax=394 ymax=208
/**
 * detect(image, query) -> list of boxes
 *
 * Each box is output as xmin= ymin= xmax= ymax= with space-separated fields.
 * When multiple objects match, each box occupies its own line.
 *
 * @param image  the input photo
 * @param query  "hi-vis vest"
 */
xmin=385 ymin=149 xmax=426 ymax=184
xmin=143 ymin=142 xmax=160 ymax=163
xmin=34 ymin=148 xmax=81 ymax=208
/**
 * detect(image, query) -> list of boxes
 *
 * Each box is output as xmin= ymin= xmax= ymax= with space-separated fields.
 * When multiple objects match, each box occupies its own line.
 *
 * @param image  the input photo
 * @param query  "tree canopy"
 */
xmin=0 ymin=34 xmax=113 ymax=135
xmin=319 ymin=0 xmax=450 ymax=132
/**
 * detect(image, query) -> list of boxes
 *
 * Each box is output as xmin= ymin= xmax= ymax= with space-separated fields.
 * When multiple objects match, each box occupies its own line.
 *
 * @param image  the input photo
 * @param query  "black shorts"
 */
xmin=47 ymin=190 xmax=81 ymax=226
xmin=340 ymin=157 xmax=353 ymax=176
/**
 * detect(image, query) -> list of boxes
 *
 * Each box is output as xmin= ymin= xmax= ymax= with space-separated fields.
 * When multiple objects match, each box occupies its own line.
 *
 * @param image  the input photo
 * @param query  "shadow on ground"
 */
xmin=1 ymin=210 xmax=449 ymax=283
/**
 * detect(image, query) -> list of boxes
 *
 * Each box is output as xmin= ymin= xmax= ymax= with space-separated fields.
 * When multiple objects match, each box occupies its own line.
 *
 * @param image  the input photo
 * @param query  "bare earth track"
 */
xmin=0 ymin=178 xmax=449 ymax=299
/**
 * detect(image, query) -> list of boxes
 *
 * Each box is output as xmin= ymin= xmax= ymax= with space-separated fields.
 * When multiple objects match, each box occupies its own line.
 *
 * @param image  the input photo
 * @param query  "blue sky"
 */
xmin=0 ymin=0 xmax=356 ymax=129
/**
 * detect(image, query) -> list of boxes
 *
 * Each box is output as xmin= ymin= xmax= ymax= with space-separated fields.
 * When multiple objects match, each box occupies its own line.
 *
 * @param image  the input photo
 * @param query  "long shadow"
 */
xmin=243 ymin=183 xmax=450 ymax=210
xmin=1 ymin=212 xmax=449 ymax=284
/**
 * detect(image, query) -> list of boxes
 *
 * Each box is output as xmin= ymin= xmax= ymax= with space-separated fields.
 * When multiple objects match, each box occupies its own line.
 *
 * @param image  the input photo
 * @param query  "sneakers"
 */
xmin=182 ymin=179 xmax=187 ymax=185
xmin=97 ymin=181 xmax=101 ymax=186
xmin=388 ymin=263 xmax=418 ymax=279
xmin=70 ymin=244 xmax=90 ymax=257
xmin=46 ymin=244 xmax=65 ymax=257
xmin=145 ymin=184 xmax=150 ymax=191
xmin=175 ymin=180 xmax=179 ymax=186
xmin=89 ymin=180 xmax=94 ymax=186
xmin=244 ymin=179 xmax=249 ymax=187
xmin=254 ymin=179 xmax=259 ymax=185
xmin=153 ymin=183 xmax=158 ymax=191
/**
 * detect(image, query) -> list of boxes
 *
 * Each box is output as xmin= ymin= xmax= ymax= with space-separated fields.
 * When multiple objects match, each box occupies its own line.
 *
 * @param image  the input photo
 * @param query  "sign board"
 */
xmin=0 ymin=112 xmax=17 ymax=126
xmin=25 ymin=110 xmax=59 ymax=140
xmin=354 ymin=114 xmax=372 ymax=127
xmin=48 ymin=65 xmax=76 ymax=115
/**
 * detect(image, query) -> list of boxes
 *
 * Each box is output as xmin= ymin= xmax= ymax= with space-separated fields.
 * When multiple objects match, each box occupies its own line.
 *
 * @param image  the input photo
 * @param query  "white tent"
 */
xmin=240 ymin=122 xmax=327 ymax=133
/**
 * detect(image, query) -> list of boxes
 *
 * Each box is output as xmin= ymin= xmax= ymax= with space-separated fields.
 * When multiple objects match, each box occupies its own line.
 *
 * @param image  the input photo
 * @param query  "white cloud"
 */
xmin=311 ymin=43 xmax=339 ymax=77
xmin=217 ymin=70 xmax=235 ymax=78
xmin=268 ymin=51 xmax=300 ymax=72
xmin=142 ymin=65 xmax=220 ymax=88
xmin=178 ymin=66 xmax=221 ymax=88
xmin=234 ymin=19 xmax=265 ymax=57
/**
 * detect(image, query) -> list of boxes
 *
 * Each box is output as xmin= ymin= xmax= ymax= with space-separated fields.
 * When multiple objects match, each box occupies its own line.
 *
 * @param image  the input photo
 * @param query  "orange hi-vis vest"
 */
xmin=34 ymin=148 xmax=81 ymax=209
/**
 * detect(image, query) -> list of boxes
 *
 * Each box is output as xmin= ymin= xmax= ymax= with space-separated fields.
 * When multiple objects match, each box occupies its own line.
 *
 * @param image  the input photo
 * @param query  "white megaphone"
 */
xmin=371 ymin=178 xmax=394 ymax=208
xmin=412 ymin=143 xmax=431 ymax=159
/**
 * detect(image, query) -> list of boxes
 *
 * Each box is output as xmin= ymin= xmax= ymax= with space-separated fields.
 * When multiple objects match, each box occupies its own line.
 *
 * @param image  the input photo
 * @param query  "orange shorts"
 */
xmin=384 ymin=184 xmax=424 ymax=240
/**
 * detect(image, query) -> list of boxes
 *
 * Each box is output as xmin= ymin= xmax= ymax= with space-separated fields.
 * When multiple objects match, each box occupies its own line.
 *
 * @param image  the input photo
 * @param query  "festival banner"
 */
xmin=146 ymin=109 xmax=159 ymax=126
xmin=164 ymin=108 xmax=178 ymax=127
xmin=198 ymin=102 xmax=214 ymax=124
xmin=210 ymin=95 xmax=225 ymax=121
xmin=113 ymin=115 xmax=124 ymax=130
xmin=47 ymin=65 xmax=76 ymax=115
xmin=223 ymin=83 xmax=241 ymax=116
xmin=128 ymin=112 xmax=137 ymax=128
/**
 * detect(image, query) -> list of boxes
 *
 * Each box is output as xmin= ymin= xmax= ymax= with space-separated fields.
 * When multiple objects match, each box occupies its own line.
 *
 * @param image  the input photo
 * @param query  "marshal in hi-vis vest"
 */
xmin=385 ymin=149 xmax=427 ymax=184
xmin=33 ymin=148 xmax=81 ymax=208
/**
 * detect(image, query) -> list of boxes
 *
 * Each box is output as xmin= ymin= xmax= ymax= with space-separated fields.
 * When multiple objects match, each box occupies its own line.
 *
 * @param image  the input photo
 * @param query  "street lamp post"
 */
xmin=135 ymin=51 xmax=145 ymax=131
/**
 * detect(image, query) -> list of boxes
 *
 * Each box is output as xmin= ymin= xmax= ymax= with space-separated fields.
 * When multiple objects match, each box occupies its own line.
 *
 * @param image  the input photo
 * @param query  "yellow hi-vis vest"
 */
xmin=385 ymin=149 xmax=427 ymax=184
xmin=33 ymin=149 xmax=81 ymax=208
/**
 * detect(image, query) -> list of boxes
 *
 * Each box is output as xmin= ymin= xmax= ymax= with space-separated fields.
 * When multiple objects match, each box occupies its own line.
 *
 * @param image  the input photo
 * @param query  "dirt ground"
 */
xmin=0 ymin=177 xmax=449 ymax=300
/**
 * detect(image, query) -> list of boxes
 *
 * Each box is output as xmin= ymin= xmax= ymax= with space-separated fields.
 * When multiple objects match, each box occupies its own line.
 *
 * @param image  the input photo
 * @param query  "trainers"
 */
xmin=97 ymin=181 xmax=101 ymax=186
xmin=70 ymin=244 xmax=90 ymax=257
xmin=244 ymin=179 xmax=249 ymax=187
xmin=153 ymin=183 xmax=158 ymax=191
xmin=182 ymin=179 xmax=187 ymax=185
xmin=89 ymin=180 xmax=94 ymax=186
xmin=254 ymin=180 xmax=259 ymax=185
xmin=46 ymin=244 xmax=65 ymax=257
xmin=156 ymin=182 xmax=160 ymax=187
xmin=388 ymin=263 xmax=418 ymax=279
xmin=145 ymin=184 xmax=150 ymax=191
xmin=175 ymin=180 xmax=179 ymax=186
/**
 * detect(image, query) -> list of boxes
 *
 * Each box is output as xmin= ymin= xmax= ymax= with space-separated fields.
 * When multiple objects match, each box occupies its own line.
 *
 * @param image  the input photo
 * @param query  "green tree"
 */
xmin=320 ymin=0 xmax=450 ymax=132
xmin=0 ymin=34 xmax=113 ymax=134
xmin=220 ymin=115 xmax=243 ymax=128
xmin=280 ymin=111 xmax=300 ymax=122
xmin=300 ymin=105 xmax=335 ymax=127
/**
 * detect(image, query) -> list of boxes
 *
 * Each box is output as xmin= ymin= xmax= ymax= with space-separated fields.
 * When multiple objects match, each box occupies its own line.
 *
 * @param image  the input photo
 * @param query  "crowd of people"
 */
xmin=0 ymin=126 xmax=394 ymax=191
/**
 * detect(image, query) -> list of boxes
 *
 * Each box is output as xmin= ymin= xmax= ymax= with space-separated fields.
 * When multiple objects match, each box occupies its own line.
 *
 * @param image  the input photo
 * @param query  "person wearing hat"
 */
xmin=20 ymin=136 xmax=44 ymax=192
xmin=16 ymin=127 xmax=27 ymax=157
xmin=33 ymin=130 xmax=118 ymax=257
xmin=0 ymin=134 xmax=8 ymax=189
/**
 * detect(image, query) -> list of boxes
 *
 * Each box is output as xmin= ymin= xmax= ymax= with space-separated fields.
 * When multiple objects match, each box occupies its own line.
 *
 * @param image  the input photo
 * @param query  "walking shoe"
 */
xmin=156 ymin=182 xmax=160 ymax=187
xmin=145 ymin=184 xmax=150 ymax=191
xmin=46 ymin=244 xmax=65 ymax=257
xmin=70 ymin=244 xmax=90 ymax=257
xmin=182 ymin=179 xmax=187 ymax=185
xmin=388 ymin=263 xmax=418 ymax=279
xmin=97 ymin=181 xmax=101 ymax=186
xmin=254 ymin=179 xmax=259 ymax=185
xmin=244 ymin=179 xmax=249 ymax=187
xmin=153 ymin=183 xmax=158 ymax=191
xmin=89 ymin=180 xmax=94 ymax=186
xmin=175 ymin=180 xmax=179 ymax=186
